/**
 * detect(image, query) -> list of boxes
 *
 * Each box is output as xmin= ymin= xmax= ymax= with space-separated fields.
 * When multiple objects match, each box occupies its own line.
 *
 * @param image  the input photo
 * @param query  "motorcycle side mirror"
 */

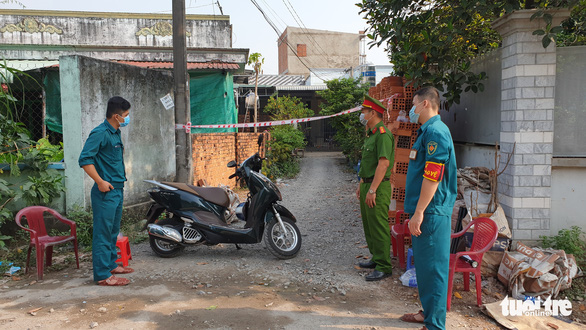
xmin=257 ymin=134 xmax=264 ymax=146
xmin=227 ymin=160 xmax=237 ymax=168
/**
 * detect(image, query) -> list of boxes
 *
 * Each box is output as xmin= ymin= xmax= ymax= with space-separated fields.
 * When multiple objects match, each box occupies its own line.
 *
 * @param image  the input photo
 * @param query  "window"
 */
xmin=297 ymin=44 xmax=307 ymax=57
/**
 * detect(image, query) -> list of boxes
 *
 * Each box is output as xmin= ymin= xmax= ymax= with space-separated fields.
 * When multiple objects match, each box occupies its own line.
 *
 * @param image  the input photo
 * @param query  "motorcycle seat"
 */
xmin=161 ymin=182 xmax=230 ymax=208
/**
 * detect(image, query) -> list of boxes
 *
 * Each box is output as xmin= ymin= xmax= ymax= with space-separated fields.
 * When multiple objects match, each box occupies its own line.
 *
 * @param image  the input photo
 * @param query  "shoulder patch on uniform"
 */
xmin=379 ymin=126 xmax=386 ymax=134
xmin=427 ymin=141 xmax=438 ymax=155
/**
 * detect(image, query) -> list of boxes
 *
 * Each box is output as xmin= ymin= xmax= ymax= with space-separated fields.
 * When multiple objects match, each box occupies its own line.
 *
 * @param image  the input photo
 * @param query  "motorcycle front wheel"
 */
xmin=263 ymin=216 xmax=301 ymax=259
xmin=149 ymin=218 xmax=185 ymax=258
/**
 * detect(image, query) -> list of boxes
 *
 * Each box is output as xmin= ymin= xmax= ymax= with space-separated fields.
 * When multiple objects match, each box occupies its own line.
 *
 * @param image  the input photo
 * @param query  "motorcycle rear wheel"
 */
xmin=149 ymin=218 xmax=185 ymax=258
xmin=263 ymin=216 xmax=301 ymax=259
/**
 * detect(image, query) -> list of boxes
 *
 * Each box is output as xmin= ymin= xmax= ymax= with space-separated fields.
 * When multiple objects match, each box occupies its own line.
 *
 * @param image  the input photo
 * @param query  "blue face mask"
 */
xmin=409 ymin=101 xmax=424 ymax=124
xmin=118 ymin=114 xmax=130 ymax=127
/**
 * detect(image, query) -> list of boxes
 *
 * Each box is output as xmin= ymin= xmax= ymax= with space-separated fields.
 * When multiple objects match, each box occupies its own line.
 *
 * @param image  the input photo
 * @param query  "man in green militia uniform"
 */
xmin=79 ymin=96 xmax=134 ymax=286
xmin=400 ymin=87 xmax=457 ymax=330
xmin=355 ymin=94 xmax=395 ymax=281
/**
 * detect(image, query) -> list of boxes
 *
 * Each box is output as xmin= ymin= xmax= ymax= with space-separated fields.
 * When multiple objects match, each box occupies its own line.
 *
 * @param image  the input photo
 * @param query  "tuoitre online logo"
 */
xmin=500 ymin=295 xmax=572 ymax=317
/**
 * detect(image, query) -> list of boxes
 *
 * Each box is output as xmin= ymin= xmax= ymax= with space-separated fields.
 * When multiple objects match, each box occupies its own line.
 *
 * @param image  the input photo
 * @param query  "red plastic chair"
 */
xmin=447 ymin=217 xmax=498 ymax=311
xmin=391 ymin=210 xmax=411 ymax=269
xmin=15 ymin=206 xmax=80 ymax=280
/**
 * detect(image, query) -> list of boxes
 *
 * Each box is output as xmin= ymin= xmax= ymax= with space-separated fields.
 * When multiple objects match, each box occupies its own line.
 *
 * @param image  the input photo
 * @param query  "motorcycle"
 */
xmin=143 ymin=136 xmax=302 ymax=259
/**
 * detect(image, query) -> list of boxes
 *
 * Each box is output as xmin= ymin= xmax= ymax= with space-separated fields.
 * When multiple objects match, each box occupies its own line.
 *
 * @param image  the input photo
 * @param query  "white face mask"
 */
xmin=359 ymin=111 xmax=373 ymax=126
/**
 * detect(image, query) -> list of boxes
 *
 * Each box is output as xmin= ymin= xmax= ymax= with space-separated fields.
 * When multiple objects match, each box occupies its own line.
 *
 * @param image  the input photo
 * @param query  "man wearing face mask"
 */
xmin=399 ymin=87 xmax=457 ymax=330
xmin=355 ymin=94 xmax=395 ymax=281
xmin=79 ymin=96 xmax=133 ymax=286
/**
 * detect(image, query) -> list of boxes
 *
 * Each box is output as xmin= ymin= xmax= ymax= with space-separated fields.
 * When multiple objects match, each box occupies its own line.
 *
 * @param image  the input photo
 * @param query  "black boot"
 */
xmin=365 ymin=269 xmax=392 ymax=281
xmin=358 ymin=260 xmax=376 ymax=269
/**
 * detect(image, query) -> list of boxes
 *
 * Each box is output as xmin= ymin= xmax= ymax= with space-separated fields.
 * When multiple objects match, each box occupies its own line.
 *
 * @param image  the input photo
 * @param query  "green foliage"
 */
xmin=264 ymin=95 xmax=314 ymax=120
xmin=0 ymin=62 xmax=65 ymax=249
xmin=66 ymin=207 xmax=94 ymax=251
xmin=317 ymin=78 xmax=370 ymax=164
xmin=0 ymin=178 xmax=15 ymax=250
xmin=541 ymin=226 xmax=586 ymax=267
xmin=247 ymin=52 xmax=264 ymax=74
xmin=36 ymin=137 xmax=64 ymax=162
xmin=261 ymin=95 xmax=311 ymax=179
xmin=357 ymin=0 xmax=580 ymax=108
xmin=557 ymin=0 xmax=586 ymax=46
xmin=20 ymin=169 xmax=64 ymax=206
xmin=0 ymin=114 xmax=34 ymax=176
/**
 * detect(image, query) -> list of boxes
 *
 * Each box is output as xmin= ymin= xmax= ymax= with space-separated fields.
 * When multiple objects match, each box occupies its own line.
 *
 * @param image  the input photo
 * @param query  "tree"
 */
xmin=247 ymin=52 xmax=264 ymax=132
xmin=262 ymin=95 xmax=312 ymax=179
xmin=557 ymin=0 xmax=586 ymax=46
xmin=317 ymin=78 xmax=370 ymax=164
xmin=358 ymin=0 xmax=580 ymax=108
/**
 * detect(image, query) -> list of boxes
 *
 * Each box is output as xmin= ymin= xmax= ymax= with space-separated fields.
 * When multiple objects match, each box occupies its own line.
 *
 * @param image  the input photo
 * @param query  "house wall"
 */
xmin=61 ymin=55 xmax=175 ymax=210
xmin=550 ymin=163 xmax=586 ymax=234
xmin=0 ymin=9 xmax=246 ymax=64
xmin=448 ymin=10 xmax=581 ymax=240
xmin=278 ymin=27 xmax=359 ymax=76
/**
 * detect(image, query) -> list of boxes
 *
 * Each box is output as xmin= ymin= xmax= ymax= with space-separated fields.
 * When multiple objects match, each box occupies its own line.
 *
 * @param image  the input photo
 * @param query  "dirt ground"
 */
xmin=0 ymin=152 xmax=579 ymax=329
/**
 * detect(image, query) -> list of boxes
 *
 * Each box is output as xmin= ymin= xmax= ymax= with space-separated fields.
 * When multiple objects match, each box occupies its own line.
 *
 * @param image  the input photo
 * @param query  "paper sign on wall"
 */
xmin=160 ymin=94 xmax=174 ymax=110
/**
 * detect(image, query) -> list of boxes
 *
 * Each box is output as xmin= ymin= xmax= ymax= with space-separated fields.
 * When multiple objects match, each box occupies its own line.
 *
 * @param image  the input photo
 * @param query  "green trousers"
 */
xmin=412 ymin=213 xmax=451 ymax=330
xmin=91 ymin=184 xmax=124 ymax=281
xmin=359 ymin=181 xmax=392 ymax=273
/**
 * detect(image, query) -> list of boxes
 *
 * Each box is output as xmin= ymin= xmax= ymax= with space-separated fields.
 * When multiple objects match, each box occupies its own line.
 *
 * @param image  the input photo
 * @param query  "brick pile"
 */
xmin=369 ymin=76 xmax=421 ymax=231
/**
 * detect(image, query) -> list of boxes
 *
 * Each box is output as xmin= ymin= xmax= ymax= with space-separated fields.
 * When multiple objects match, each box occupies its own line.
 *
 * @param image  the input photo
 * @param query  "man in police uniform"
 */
xmin=79 ymin=96 xmax=133 ymax=286
xmin=400 ymin=87 xmax=457 ymax=330
xmin=355 ymin=94 xmax=395 ymax=281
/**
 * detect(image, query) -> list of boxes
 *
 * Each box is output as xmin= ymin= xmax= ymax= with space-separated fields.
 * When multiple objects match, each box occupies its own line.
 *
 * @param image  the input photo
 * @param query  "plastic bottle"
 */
xmin=459 ymin=255 xmax=478 ymax=268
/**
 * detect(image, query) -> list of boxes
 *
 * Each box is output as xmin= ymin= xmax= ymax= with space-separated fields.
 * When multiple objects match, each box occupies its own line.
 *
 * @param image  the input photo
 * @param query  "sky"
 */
xmin=2 ymin=0 xmax=391 ymax=74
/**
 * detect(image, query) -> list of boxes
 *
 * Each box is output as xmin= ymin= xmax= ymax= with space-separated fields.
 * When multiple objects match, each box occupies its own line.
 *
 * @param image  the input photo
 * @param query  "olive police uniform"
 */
xmin=404 ymin=115 xmax=457 ymax=330
xmin=79 ymin=119 xmax=127 ymax=282
xmin=358 ymin=98 xmax=395 ymax=274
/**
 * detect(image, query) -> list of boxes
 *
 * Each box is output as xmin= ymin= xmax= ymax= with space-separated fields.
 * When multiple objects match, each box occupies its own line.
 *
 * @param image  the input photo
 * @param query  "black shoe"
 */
xmin=358 ymin=260 xmax=377 ymax=269
xmin=365 ymin=269 xmax=392 ymax=281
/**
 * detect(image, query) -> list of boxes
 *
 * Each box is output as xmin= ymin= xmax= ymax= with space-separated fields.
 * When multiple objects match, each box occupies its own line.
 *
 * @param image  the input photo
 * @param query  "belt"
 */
xmin=362 ymin=177 xmax=390 ymax=183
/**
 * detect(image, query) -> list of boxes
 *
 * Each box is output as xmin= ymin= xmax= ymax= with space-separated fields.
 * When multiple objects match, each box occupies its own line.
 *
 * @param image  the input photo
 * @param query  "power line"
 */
xmin=259 ymin=0 xmax=288 ymax=32
xmin=249 ymin=0 xmax=329 ymax=80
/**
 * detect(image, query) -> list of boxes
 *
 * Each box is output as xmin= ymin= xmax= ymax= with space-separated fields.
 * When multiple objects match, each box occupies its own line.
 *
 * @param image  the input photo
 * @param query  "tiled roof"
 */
xmin=115 ymin=61 xmax=240 ymax=70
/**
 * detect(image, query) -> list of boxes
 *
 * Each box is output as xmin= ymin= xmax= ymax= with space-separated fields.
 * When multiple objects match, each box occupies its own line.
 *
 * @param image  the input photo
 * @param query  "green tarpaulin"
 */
xmin=43 ymin=70 xmax=62 ymax=134
xmin=189 ymin=71 xmax=237 ymax=133
xmin=42 ymin=70 xmax=237 ymax=134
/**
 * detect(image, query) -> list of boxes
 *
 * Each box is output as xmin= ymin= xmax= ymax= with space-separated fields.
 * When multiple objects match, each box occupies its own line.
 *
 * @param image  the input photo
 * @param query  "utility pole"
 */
xmin=173 ymin=0 xmax=193 ymax=183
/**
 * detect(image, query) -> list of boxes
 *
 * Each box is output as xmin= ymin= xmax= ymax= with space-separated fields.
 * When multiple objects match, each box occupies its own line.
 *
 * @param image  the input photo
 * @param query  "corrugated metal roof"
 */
xmin=251 ymin=74 xmax=306 ymax=86
xmin=115 ymin=61 xmax=240 ymax=70
xmin=276 ymin=85 xmax=327 ymax=91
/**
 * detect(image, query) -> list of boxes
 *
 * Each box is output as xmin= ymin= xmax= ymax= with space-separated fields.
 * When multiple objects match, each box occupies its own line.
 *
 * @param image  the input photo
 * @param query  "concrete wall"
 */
xmin=278 ymin=27 xmax=359 ymax=76
xmin=0 ymin=9 xmax=246 ymax=65
xmin=61 ymin=55 xmax=175 ymax=210
xmin=442 ymin=50 xmax=502 ymax=145
xmin=550 ymin=163 xmax=586 ymax=234
xmin=454 ymin=144 xmax=497 ymax=169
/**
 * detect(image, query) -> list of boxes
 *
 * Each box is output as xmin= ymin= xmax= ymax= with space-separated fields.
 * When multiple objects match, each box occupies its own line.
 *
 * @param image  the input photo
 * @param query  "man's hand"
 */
xmin=98 ymin=180 xmax=114 ymax=192
xmin=356 ymin=185 xmax=360 ymax=200
xmin=365 ymin=191 xmax=376 ymax=208
xmin=408 ymin=211 xmax=424 ymax=237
